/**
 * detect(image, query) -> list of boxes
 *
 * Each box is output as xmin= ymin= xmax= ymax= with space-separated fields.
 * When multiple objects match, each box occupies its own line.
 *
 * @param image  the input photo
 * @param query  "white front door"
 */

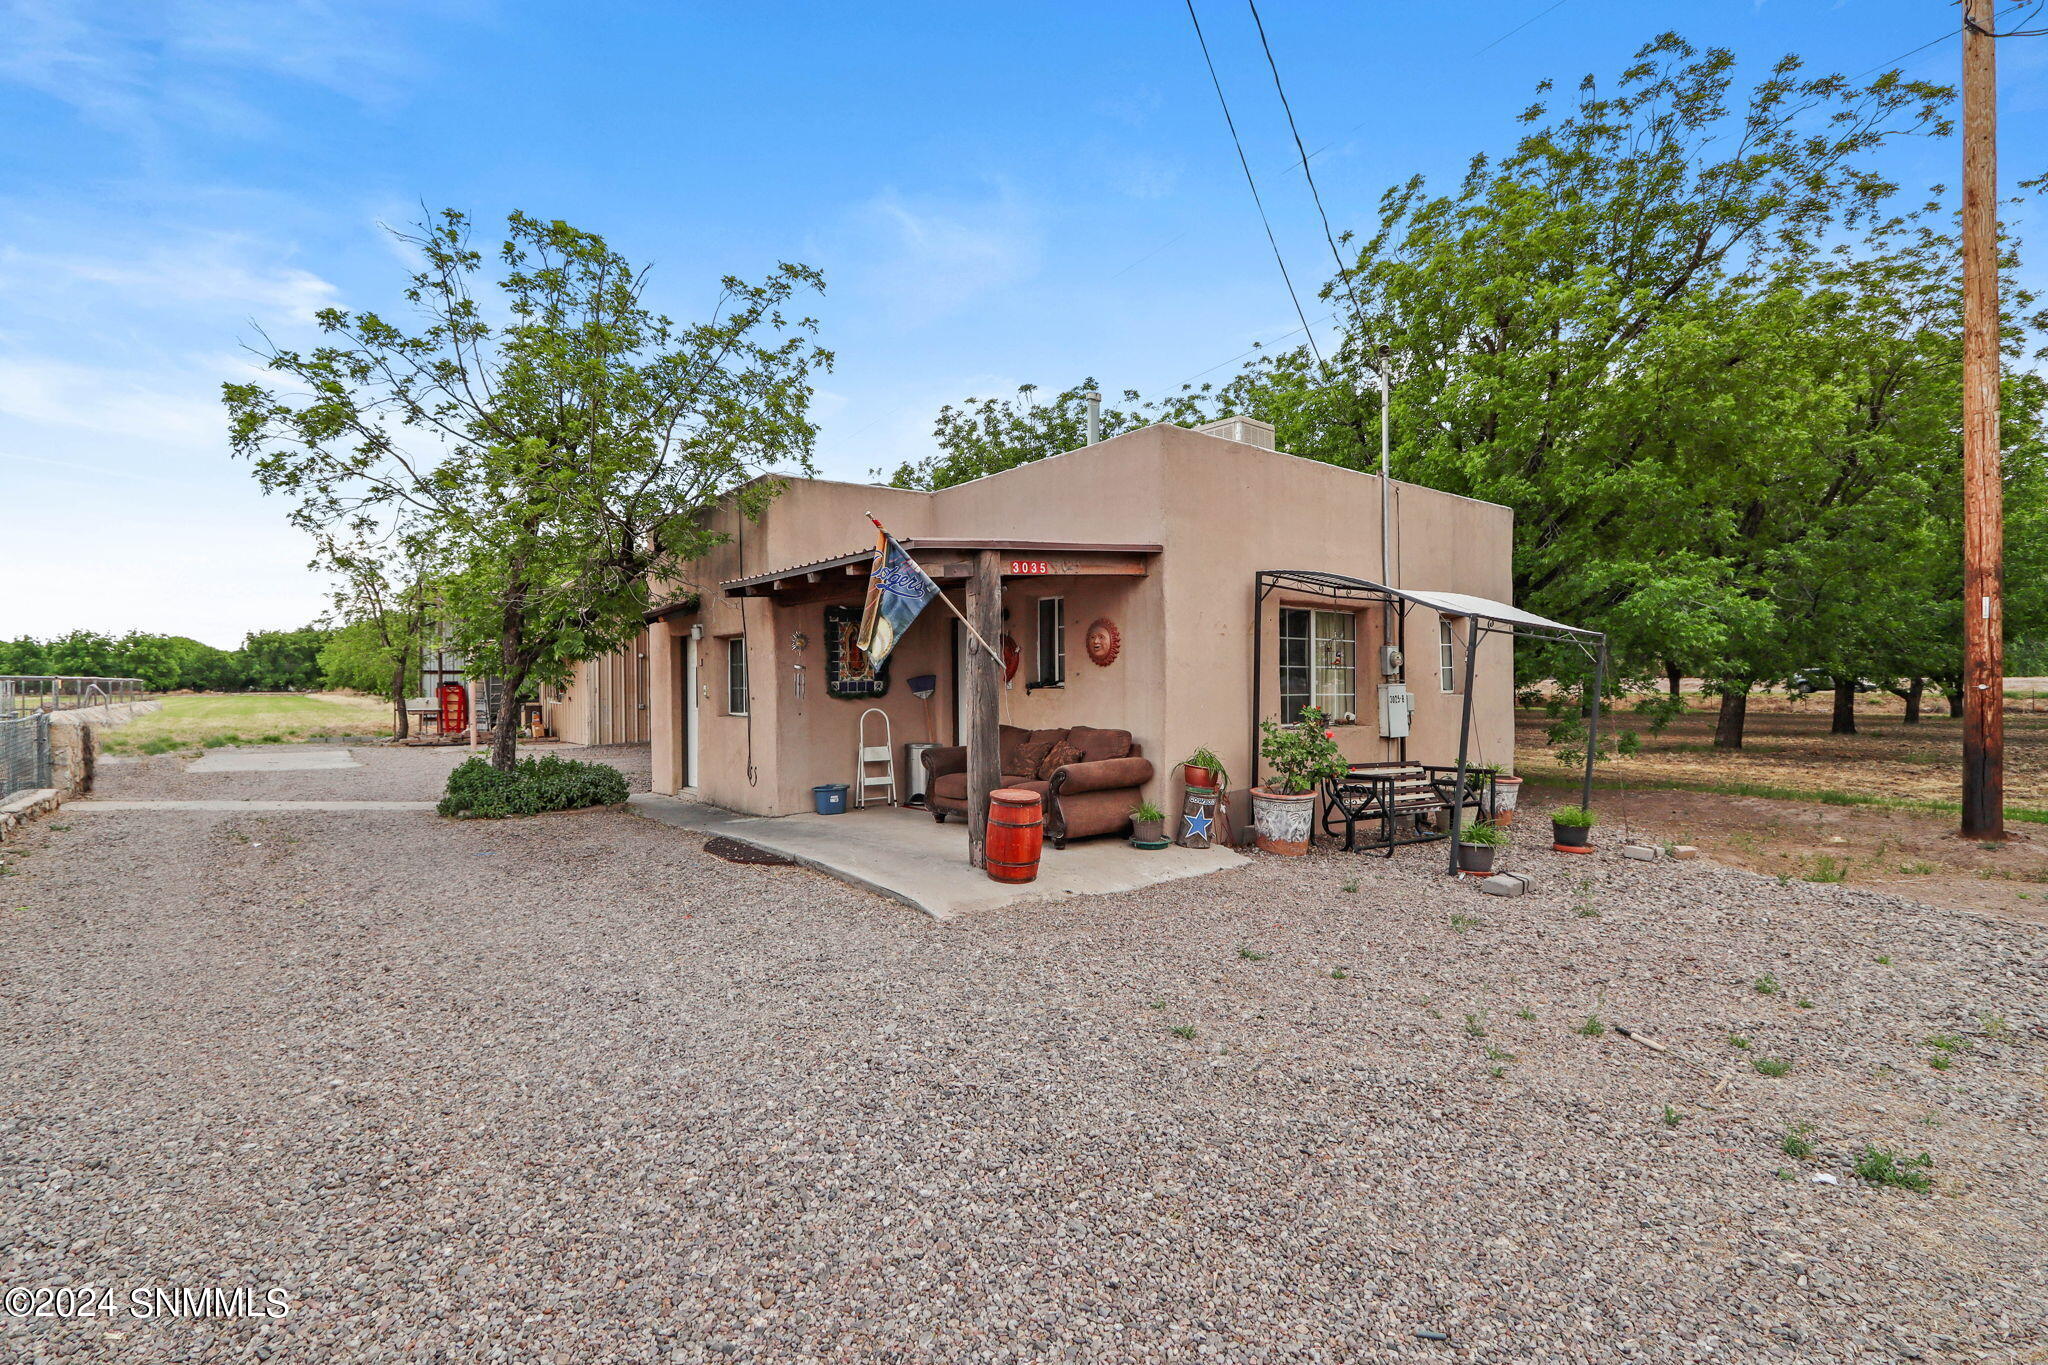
xmin=683 ymin=632 xmax=701 ymax=789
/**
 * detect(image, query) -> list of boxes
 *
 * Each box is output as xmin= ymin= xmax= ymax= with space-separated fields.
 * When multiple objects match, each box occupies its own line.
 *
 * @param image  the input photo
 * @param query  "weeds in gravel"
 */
xmin=1576 ymin=1015 xmax=1607 ymax=1037
xmin=1515 ymin=1007 xmax=1536 ymax=1021
xmin=1852 ymin=1147 xmax=1933 ymax=1192
xmin=1488 ymin=1065 xmax=1506 ymax=1079
xmin=1147 ymin=1000 xmax=1166 ymax=1010
xmin=1575 ymin=903 xmax=1600 ymax=918
xmin=1485 ymin=1046 xmax=1517 ymax=1062
xmin=1804 ymin=856 xmax=1847 ymax=884
xmin=1929 ymin=1054 xmax=1953 ymax=1071
xmin=1979 ymin=1014 xmax=2013 ymax=1041
xmin=1899 ymin=860 xmax=1937 ymax=875
xmin=1796 ymin=998 xmax=1816 ymax=1009
xmin=1926 ymin=1033 xmax=1967 ymax=1053
xmin=1781 ymin=1124 xmax=1816 ymax=1159
xmin=1753 ymin=973 xmax=1781 ymax=996
xmin=1341 ymin=880 xmax=1359 ymax=894
xmin=1662 ymin=1106 xmax=1684 ymax=1127
xmin=1775 ymin=1168 xmax=1795 ymax=1180
xmin=1330 ymin=968 xmax=1348 ymax=980
xmin=1727 ymin=1034 xmax=1753 ymax=1050
xmin=1170 ymin=1025 xmax=1197 ymax=1040
xmin=1448 ymin=913 xmax=1481 ymax=932
xmin=1463 ymin=1013 xmax=1487 ymax=1038
xmin=1876 ymin=955 xmax=1893 ymax=966
xmin=1237 ymin=947 xmax=1270 ymax=961
xmin=1752 ymin=1056 xmax=1792 ymax=1078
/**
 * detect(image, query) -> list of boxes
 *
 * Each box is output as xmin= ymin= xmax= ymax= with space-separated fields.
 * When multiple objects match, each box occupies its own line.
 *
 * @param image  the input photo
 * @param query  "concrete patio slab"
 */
xmin=69 ymin=800 xmax=435 ymax=811
xmin=185 ymin=747 xmax=362 ymax=773
xmin=628 ymin=795 xmax=1248 ymax=920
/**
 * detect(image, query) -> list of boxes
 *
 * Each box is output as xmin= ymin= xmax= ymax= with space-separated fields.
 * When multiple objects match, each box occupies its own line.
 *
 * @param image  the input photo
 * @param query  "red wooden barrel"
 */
xmin=986 ymin=788 xmax=1044 ymax=884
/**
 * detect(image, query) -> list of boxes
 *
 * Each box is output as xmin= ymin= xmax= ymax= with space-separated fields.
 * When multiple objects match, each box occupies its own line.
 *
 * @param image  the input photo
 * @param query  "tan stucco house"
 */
xmin=547 ymin=417 xmax=1521 ymax=839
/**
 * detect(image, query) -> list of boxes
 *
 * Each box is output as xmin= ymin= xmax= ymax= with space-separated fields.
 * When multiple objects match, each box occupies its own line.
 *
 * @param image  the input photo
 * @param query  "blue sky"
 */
xmin=2 ymin=0 xmax=2042 ymax=647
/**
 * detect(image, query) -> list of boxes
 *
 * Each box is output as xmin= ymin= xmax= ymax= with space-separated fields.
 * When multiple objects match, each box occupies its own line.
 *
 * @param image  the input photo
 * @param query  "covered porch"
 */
xmin=1252 ymin=570 xmax=1608 ymax=871
xmin=628 ymin=795 xmax=1246 ymax=920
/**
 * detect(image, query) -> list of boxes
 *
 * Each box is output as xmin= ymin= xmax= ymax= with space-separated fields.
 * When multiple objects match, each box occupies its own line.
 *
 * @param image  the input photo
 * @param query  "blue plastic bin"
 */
xmin=812 ymin=783 xmax=849 ymax=815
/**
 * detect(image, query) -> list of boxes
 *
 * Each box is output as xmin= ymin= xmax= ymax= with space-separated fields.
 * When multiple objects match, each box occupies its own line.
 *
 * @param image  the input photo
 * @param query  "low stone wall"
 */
xmin=0 ymin=787 xmax=61 ymax=839
xmin=46 ymin=700 xmax=160 ymax=797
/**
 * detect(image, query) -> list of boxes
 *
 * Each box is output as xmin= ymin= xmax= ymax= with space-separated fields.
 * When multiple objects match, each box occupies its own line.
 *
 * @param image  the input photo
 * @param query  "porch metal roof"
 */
xmin=1257 ymin=570 xmax=1603 ymax=642
xmin=720 ymin=539 xmax=1163 ymax=596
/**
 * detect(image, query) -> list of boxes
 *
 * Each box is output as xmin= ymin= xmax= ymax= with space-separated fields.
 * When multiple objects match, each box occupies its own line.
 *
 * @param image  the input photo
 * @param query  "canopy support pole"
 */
xmin=1580 ymin=637 xmax=1607 ymax=812
xmin=1445 ymin=618 xmax=1483 ymax=876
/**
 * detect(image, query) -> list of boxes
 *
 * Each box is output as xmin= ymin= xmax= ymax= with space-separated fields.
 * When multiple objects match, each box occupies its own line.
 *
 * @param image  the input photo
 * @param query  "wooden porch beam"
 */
xmin=964 ymin=548 xmax=1002 ymax=869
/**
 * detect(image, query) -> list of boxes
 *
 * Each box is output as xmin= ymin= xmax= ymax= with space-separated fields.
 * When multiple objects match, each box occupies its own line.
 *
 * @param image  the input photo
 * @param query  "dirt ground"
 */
xmin=1515 ymin=690 xmax=2048 ymax=926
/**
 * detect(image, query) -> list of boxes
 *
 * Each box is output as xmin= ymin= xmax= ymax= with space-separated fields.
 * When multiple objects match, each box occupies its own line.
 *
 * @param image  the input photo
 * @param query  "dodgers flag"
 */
xmin=855 ymin=516 xmax=940 ymax=668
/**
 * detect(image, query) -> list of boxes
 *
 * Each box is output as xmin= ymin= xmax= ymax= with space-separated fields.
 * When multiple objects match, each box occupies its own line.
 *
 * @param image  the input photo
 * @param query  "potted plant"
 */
xmin=1180 ymin=746 xmax=1227 ymax=791
xmin=1130 ymin=800 xmax=1167 ymax=847
xmin=1455 ymin=820 xmax=1508 ymax=875
xmin=1551 ymin=804 xmax=1597 ymax=853
xmin=1465 ymin=763 xmax=1522 ymax=825
xmin=1251 ymin=707 xmax=1348 ymax=856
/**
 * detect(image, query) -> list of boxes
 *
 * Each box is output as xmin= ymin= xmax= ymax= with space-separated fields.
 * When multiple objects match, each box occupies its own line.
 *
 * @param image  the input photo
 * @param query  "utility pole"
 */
xmin=1961 ymin=0 xmax=2005 ymax=839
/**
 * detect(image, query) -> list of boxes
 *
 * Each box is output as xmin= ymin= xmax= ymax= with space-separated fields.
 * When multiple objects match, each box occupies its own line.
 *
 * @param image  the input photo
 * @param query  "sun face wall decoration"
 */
xmin=1085 ymin=618 xmax=1121 ymax=667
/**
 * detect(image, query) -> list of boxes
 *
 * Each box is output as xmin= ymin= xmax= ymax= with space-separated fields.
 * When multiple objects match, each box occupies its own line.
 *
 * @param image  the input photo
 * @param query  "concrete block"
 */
xmin=1478 ymin=871 xmax=1532 ymax=897
xmin=1670 ymin=845 xmax=1699 ymax=860
xmin=1621 ymin=843 xmax=1660 ymax=861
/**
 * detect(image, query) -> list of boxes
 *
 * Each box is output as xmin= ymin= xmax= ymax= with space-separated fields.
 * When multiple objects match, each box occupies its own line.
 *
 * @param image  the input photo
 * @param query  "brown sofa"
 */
xmin=923 ymin=724 xmax=1154 ymax=848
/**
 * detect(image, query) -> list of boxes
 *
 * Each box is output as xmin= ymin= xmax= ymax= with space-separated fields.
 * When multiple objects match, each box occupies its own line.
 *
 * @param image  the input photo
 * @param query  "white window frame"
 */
xmin=1279 ymin=607 xmax=1358 ymax=722
xmin=1035 ymin=596 xmax=1065 ymax=687
xmin=1439 ymin=617 xmax=1463 ymax=694
xmin=726 ymin=636 xmax=749 ymax=715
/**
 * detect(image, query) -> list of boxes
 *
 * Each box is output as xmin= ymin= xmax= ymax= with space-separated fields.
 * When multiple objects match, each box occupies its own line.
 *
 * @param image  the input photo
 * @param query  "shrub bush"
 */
xmin=438 ymin=755 xmax=629 ymax=818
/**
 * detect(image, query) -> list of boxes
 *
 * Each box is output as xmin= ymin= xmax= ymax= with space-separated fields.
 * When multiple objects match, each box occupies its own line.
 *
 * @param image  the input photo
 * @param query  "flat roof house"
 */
xmin=550 ymin=416 xmax=1522 ymax=844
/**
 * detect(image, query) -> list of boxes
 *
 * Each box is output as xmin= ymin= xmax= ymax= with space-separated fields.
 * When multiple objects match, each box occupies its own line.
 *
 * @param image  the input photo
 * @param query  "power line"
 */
xmin=1181 ymin=0 xmax=1327 ymax=370
xmin=1244 ymin=0 xmax=1373 ymax=350
xmin=1474 ymin=0 xmax=1572 ymax=57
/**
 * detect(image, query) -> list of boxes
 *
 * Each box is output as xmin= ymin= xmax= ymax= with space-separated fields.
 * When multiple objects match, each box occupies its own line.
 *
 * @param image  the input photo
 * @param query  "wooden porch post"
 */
xmin=964 ymin=550 xmax=1002 ymax=868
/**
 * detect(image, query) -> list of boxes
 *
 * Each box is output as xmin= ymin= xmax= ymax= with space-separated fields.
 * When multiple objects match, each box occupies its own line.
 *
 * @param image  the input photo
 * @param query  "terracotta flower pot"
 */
xmin=1491 ymin=774 xmax=1523 ymax=825
xmin=1182 ymin=763 xmax=1222 ymax=790
xmin=1250 ymin=786 xmax=1315 ymax=856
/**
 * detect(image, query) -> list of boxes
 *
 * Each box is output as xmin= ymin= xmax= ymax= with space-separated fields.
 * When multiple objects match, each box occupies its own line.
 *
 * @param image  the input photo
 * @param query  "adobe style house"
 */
xmin=547 ymin=417 xmax=1518 ymax=840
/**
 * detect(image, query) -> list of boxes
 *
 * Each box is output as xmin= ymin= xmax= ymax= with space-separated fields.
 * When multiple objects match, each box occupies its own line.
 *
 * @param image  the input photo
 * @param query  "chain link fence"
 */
xmin=1 ymin=713 xmax=52 ymax=800
xmin=0 ymin=677 xmax=145 ymax=801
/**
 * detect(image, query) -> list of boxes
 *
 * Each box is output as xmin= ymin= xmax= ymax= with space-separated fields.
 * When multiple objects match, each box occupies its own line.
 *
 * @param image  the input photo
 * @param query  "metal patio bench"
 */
xmin=1319 ymin=762 xmax=1497 ymax=856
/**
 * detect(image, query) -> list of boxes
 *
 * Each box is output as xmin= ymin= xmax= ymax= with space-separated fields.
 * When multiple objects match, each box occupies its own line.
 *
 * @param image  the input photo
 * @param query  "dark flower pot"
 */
xmin=1132 ymin=817 xmax=1165 ymax=844
xmin=1456 ymin=842 xmax=1499 ymax=875
xmin=1552 ymin=821 xmax=1593 ymax=850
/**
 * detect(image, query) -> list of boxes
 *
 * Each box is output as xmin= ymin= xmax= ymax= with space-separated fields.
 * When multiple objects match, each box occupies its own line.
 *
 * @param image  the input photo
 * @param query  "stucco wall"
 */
xmin=642 ymin=423 xmax=1520 ymax=823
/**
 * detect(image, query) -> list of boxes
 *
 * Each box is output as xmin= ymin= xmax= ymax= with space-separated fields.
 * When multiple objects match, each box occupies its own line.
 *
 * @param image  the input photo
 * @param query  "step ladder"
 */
xmin=854 ymin=707 xmax=896 ymax=808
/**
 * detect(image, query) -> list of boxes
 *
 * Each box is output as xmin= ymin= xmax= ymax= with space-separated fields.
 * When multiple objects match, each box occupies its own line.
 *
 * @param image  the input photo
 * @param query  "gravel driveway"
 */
xmin=3 ymin=747 xmax=2044 ymax=1362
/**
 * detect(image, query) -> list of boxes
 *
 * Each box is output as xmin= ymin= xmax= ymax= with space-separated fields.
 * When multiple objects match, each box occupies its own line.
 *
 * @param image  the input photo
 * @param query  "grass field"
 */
xmin=101 ymin=693 xmax=394 ymax=755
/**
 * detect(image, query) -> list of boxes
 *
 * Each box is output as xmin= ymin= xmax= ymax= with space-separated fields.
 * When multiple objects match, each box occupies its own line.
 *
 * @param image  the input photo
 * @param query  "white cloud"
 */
xmin=0 ymin=0 xmax=442 ymax=135
xmin=0 ymin=238 xmax=339 ymax=328
xmin=825 ymin=186 xmax=1042 ymax=326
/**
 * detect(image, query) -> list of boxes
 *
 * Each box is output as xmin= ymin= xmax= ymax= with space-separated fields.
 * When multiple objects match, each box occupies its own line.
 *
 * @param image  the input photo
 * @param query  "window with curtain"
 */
xmin=726 ymin=636 xmax=749 ymax=715
xmin=1279 ymin=608 xmax=1357 ymax=722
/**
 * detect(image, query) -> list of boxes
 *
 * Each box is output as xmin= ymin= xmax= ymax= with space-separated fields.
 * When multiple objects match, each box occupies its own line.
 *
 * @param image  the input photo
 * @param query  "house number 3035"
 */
xmin=1008 ymin=560 xmax=1052 ymax=575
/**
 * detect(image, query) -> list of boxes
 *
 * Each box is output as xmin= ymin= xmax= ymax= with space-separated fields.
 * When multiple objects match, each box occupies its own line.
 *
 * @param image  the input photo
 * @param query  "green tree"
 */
xmin=239 ymin=627 xmax=332 ymax=690
xmin=227 ymin=210 xmax=830 ymax=769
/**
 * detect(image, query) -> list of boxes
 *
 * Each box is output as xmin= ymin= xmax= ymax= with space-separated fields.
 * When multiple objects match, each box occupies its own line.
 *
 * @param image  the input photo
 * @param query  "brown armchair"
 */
xmin=922 ymin=724 xmax=1154 ymax=848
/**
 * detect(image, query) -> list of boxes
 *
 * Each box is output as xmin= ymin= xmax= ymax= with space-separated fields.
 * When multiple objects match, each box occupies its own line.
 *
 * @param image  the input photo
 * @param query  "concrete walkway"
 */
xmin=629 ymin=794 xmax=1247 ymax=920
xmin=70 ymin=800 xmax=436 ymax=811
xmin=184 ymin=747 xmax=362 ymax=772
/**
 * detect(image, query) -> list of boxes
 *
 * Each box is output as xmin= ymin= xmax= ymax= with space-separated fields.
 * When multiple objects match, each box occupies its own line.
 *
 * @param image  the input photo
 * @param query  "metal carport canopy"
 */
xmin=1258 ymin=571 xmax=1603 ymax=642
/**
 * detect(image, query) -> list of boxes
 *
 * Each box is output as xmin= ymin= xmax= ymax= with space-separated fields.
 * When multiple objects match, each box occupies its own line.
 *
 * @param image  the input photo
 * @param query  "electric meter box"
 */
xmin=1380 ymin=645 xmax=1405 ymax=677
xmin=1377 ymin=682 xmax=1415 ymax=738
